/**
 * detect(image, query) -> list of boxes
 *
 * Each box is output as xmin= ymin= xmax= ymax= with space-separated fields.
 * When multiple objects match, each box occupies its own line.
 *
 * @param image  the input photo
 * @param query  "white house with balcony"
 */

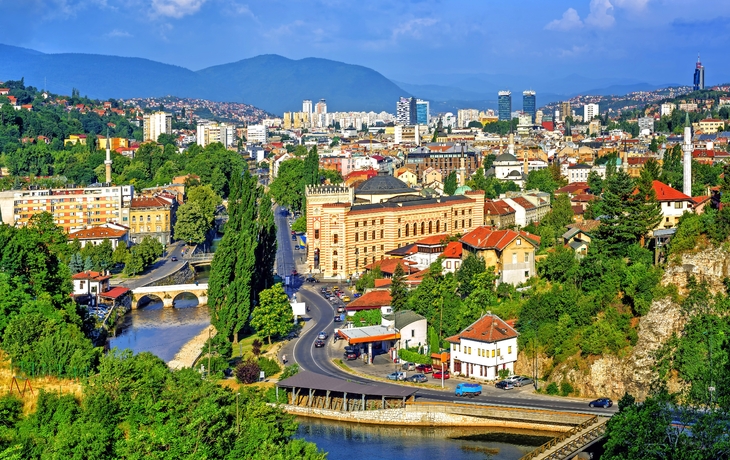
xmin=447 ymin=313 xmax=518 ymax=381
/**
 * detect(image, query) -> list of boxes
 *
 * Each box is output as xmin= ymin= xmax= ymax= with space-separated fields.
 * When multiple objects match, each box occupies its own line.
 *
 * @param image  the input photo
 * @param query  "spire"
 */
xmin=685 ymin=112 xmax=691 ymax=128
xmin=104 ymin=127 xmax=113 ymax=184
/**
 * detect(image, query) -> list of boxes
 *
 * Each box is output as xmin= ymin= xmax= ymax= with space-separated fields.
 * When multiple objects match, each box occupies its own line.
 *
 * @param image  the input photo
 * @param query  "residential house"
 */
xmin=345 ymin=290 xmax=391 ymax=316
xmin=460 ymin=227 xmax=540 ymax=285
xmin=405 ymin=234 xmax=450 ymax=270
xmin=441 ymin=241 xmax=463 ymax=274
xmin=483 ymin=200 xmax=516 ymax=228
xmin=68 ymin=223 xmax=129 ymax=249
xmin=567 ymin=163 xmax=592 ymax=184
xmin=395 ymin=167 xmax=418 ymax=187
xmin=129 ymin=194 xmax=176 ymax=245
xmin=72 ymin=270 xmax=111 ymax=307
xmin=562 ymin=227 xmax=593 ymax=259
xmin=447 ymin=313 xmax=519 ymax=380
xmin=650 ymin=180 xmax=696 ymax=230
xmin=382 ymin=310 xmax=428 ymax=351
xmin=422 ymin=167 xmax=442 ymax=186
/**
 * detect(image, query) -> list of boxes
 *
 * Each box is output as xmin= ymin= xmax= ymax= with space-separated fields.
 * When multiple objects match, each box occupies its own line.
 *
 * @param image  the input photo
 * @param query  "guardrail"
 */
xmin=519 ymin=416 xmax=607 ymax=460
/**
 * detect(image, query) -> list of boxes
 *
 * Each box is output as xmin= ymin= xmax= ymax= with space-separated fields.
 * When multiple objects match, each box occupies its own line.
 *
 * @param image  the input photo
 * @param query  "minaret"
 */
xmin=508 ymin=133 xmax=515 ymax=156
xmin=104 ymin=128 xmax=113 ymax=184
xmin=682 ymin=113 xmax=692 ymax=196
xmin=459 ymin=142 xmax=466 ymax=187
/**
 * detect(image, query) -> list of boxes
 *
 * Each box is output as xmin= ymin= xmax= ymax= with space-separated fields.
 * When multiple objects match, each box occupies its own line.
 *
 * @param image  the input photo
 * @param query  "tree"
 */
xmin=250 ymin=284 xmax=293 ymax=344
xmin=269 ymin=159 xmax=305 ymax=211
xmin=174 ymin=201 xmax=210 ymax=244
xmin=648 ymin=137 xmax=659 ymax=153
xmin=643 ymin=158 xmax=662 ymax=181
xmin=444 ymin=171 xmax=457 ymax=196
xmin=291 ymin=216 xmax=307 ymax=233
xmin=525 ymin=168 xmax=560 ymax=195
xmin=112 ymin=244 xmax=129 ymax=265
xmin=455 ymin=253 xmax=486 ymax=298
xmin=660 ymin=144 xmax=683 ymax=189
xmin=458 ymin=269 xmax=499 ymax=331
xmin=123 ymin=248 xmax=145 ymax=276
xmin=390 ymin=264 xmax=408 ymax=311
xmin=68 ymin=252 xmax=83 ymax=274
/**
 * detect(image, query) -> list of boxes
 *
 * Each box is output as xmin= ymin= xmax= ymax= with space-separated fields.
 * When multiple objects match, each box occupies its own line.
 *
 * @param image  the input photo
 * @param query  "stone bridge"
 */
xmin=131 ymin=283 xmax=209 ymax=308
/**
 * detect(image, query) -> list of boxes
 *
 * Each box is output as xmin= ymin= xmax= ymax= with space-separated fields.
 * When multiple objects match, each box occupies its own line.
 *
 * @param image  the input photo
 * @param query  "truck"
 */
xmin=455 ymin=383 xmax=482 ymax=398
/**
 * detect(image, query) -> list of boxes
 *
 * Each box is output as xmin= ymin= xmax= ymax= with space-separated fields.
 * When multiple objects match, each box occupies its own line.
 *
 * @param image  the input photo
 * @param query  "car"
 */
xmin=291 ymin=235 xmax=296 ymax=240
xmin=432 ymin=370 xmax=450 ymax=380
xmin=306 ymin=277 xmax=318 ymax=283
xmin=314 ymin=339 xmax=325 ymax=348
xmin=401 ymin=362 xmax=416 ymax=371
xmin=291 ymin=230 xmax=296 ymax=235
xmin=317 ymin=331 xmax=328 ymax=340
xmin=291 ymin=269 xmax=298 ymax=276
xmin=503 ymin=375 xmax=520 ymax=384
xmin=321 ymin=287 xmax=328 ymax=293
xmin=333 ymin=315 xmax=343 ymax=322
xmin=345 ymin=351 xmax=359 ymax=360
xmin=171 ymin=256 xmax=178 ymax=261
xmin=337 ymin=306 xmax=345 ymax=313
xmin=589 ymin=398 xmax=613 ymax=408
xmin=495 ymin=380 xmax=515 ymax=390
xmin=386 ymin=371 xmax=407 ymax=381
xmin=513 ymin=376 xmax=534 ymax=387
xmin=294 ymin=245 xmax=300 ymax=250
xmin=353 ymin=293 xmax=361 ymax=298
xmin=408 ymin=373 xmax=428 ymax=383
xmin=455 ymin=383 xmax=482 ymax=397
xmin=342 ymin=296 xmax=351 ymax=302
xmin=415 ymin=364 xmax=433 ymax=374
xmin=344 ymin=345 xmax=358 ymax=354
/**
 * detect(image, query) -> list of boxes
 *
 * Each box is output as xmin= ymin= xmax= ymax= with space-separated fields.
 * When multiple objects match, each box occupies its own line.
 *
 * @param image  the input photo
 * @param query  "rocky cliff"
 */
xmin=517 ymin=246 xmax=730 ymax=400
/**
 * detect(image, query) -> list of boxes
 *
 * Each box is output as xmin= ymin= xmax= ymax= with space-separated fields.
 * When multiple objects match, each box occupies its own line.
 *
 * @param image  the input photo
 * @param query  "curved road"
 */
xmin=275 ymin=206 xmax=617 ymax=417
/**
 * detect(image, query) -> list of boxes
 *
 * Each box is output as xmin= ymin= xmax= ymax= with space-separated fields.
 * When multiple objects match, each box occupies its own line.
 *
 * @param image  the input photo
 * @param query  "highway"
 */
xmin=112 ymin=240 xmax=190 ymax=289
xmin=274 ymin=206 xmax=618 ymax=417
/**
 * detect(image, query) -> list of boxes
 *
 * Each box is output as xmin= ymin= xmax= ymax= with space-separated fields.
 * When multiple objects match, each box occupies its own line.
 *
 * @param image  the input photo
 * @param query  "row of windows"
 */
xmin=354 ymin=219 xmax=384 ymax=228
xmin=131 ymin=214 xmax=168 ymax=222
xmin=456 ymin=345 xmax=512 ymax=356
xmin=354 ymin=230 xmax=384 ymax=242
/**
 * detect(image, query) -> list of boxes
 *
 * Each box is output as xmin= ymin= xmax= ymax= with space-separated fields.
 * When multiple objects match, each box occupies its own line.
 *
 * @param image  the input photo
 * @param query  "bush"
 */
xmin=235 ymin=359 xmax=260 ymax=384
xmin=264 ymin=385 xmax=289 ymax=404
xmin=251 ymin=339 xmax=262 ymax=357
xmin=546 ymin=382 xmax=559 ymax=395
xmin=197 ymin=356 xmax=229 ymax=379
xmin=280 ymin=363 xmax=299 ymax=380
xmin=257 ymin=357 xmax=281 ymax=378
xmin=397 ymin=348 xmax=430 ymax=364
xmin=560 ymin=381 xmax=574 ymax=396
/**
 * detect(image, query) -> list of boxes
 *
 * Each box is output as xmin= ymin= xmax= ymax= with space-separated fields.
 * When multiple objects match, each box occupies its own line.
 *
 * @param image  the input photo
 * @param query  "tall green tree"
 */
xmin=253 ymin=191 xmax=277 ymax=297
xmin=444 ymin=171 xmax=458 ymax=196
xmin=390 ymin=264 xmax=408 ymax=311
xmin=660 ymin=144 xmax=683 ymax=190
xmin=643 ymin=158 xmax=662 ymax=181
xmin=455 ymin=253 xmax=486 ymax=298
xmin=250 ymin=284 xmax=293 ymax=344
xmin=525 ymin=168 xmax=560 ymax=195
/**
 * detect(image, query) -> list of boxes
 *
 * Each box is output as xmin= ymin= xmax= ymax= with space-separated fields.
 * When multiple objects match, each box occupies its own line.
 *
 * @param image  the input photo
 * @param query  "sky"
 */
xmin=1 ymin=0 xmax=730 ymax=87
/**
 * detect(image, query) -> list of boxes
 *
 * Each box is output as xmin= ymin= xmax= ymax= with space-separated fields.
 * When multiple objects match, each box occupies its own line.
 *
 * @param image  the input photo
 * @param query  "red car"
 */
xmin=291 ymin=269 xmax=298 ymax=276
xmin=432 ymin=370 xmax=450 ymax=379
xmin=415 ymin=364 xmax=433 ymax=374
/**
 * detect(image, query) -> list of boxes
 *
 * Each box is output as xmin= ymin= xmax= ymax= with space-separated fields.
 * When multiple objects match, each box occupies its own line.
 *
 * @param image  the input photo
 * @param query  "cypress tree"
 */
xmin=390 ymin=263 xmax=409 ymax=311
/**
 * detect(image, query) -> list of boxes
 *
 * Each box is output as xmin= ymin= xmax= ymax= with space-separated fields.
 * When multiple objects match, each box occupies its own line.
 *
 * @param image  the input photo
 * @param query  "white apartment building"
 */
xmin=458 ymin=109 xmax=481 ymax=128
xmin=247 ymin=124 xmax=268 ymax=144
xmin=584 ymin=103 xmax=599 ymax=121
xmin=661 ymin=102 xmax=676 ymax=116
xmin=143 ymin=111 xmax=172 ymax=142
xmin=197 ymin=121 xmax=237 ymax=148
xmin=567 ymin=163 xmax=592 ymax=183
xmin=448 ymin=313 xmax=519 ymax=381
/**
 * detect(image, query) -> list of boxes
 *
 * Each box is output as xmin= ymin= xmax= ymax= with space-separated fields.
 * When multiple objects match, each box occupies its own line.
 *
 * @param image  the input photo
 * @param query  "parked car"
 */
xmin=314 ymin=339 xmax=325 ymax=348
xmin=342 ymin=295 xmax=351 ymax=302
xmin=495 ymin=380 xmax=515 ymax=390
xmin=415 ymin=364 xmax=433 ymax=374
xmin=408 ymin=373 xmax=428 ymax=383
xmin=333 ymin=315 xmax=343 ymax=322
xmin=588 ymin=398 xmax=613 ymax=408
xmin=321 ymin=287 xmax=328 ymax=293
xmin=291 ymin=269 xmax=298 ymax=276
xmin=171 ymin=256 xmax=178 ymax=261
xmin=317 ymin=331 xmax=328 ymax=340
xmin=401 ymin=362 xmax=416 ymax=371
xmin=291 ymin=235 xmax=296 ymax=240
xmin=503 ymin=375 xmax=520 ymax=384
xmin=353 ymin=293 xmax=361 ymax=298
xmin=337 ymin=306 xmax=345 ymax=314
xmin=345 ymin=351 xmax=359 ymax=360
xmin=386 ymin=371 xmax=407 ymax=381
xmin=455 ymin=383 xmax=482 ymax=398
xmin=513 ymin=376 xmax=534 ymax=387
xmin=432 ymin=370 xmax=450 ymax=380
xmin=306 ymin=277 xmax=318 ymax=283
xmin=291 ymin=230 xmax=296 ymax=235
xmin=294 ymin=245 xmax=300 ymax=250
xmin=344 ymin=345 xmax=358 ymax=354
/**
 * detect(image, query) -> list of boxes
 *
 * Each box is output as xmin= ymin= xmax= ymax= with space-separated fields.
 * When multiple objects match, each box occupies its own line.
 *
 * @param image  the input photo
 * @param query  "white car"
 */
xmin=317 ymin=331 xmax=328 ymax=340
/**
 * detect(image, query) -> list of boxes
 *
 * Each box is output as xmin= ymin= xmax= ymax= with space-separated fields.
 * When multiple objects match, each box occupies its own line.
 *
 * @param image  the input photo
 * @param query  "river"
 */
xmin=295 ymin=418 xmax=554 ymax=459
xmin=107 ymin=265 xmax=211 ymax=362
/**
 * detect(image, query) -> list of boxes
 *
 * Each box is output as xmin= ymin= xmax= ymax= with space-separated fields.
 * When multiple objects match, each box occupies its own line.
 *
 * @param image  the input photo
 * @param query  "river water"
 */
xmin=296 ymin=418 xmax=554 ymax=460
xmin=107 ymin=266 xmax=211 ymax=362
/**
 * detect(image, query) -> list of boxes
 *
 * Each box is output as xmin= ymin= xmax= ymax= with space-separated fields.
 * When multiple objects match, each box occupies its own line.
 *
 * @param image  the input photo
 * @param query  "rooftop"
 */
xmin=355 ymin=172 xmax=413 ymax=195
xmin=346 ymin=290 xmax=392 ymax=310
xmin=382 ymin=310 xmax=426 ymax=329
xmin=336 ymin=325 xmax=399 ymax=345
xmin=442 ymin=241 xmax=463 ymax=259
xmin=446 ymin=313 xmax=519 ymax=344
xmin=460 ymin=227 xmax=540 ymax=251
xmin=69 ymin=227 xmax=127 ymax=239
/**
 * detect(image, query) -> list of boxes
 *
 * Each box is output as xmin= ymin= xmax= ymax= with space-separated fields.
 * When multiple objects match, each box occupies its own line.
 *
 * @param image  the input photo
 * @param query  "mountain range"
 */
xmin=0 ymin=44 xmax=679 ymax=115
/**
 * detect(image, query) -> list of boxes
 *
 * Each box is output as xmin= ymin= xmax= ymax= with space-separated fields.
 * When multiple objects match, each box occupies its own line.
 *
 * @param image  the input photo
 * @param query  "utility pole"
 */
xmin=236 ymin=392 xmax=240 ymax=434
xmin=207 ymin=327 xmax=212 ymax=379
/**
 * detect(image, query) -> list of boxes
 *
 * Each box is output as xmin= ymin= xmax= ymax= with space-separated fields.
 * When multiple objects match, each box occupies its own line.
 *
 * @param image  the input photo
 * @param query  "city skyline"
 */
xmin=1 ymin=1 xmax=729 ymax=88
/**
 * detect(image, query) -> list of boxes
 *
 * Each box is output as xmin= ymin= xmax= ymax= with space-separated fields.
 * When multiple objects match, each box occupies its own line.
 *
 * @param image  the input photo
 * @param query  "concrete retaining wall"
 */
xmin=148 ymin=263 xmax=195 ymax=287
xmin=282 ymin=404 xmax=575 ymax=431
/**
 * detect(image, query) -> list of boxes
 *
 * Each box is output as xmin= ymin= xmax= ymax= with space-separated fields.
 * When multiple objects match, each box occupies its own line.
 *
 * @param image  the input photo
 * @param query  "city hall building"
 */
xmin=305 ymin=172 xmax=485 ymax=280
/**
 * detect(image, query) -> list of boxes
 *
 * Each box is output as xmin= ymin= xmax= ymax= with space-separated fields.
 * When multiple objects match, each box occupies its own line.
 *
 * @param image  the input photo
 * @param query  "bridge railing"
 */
xmin=518 ymin=416 xmax=604 ymax=460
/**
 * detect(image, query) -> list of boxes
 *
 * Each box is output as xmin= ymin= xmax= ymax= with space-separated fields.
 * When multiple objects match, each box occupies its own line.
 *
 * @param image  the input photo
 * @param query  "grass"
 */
xmin=231 ymin=333 xmax=276 ymax=360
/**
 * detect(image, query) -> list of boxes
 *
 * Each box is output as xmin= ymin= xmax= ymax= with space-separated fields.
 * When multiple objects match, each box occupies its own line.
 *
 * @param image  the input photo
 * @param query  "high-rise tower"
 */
xmin=683 ymin=113 xmax=692 ymax=196
xmin=104 ymin=128 xmax=113 ymax=184
xmin=522 ymin=90 xmax=536 ymax=122
xmin=693 ymin=55 xmax=705 ymax=91
xmin=498 ymin=91 xmax=512 ymax=121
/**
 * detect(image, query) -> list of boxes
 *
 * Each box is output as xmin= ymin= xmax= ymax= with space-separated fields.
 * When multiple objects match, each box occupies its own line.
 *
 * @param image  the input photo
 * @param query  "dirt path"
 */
xmin=168 ymin=326 xmax=216 ymax=370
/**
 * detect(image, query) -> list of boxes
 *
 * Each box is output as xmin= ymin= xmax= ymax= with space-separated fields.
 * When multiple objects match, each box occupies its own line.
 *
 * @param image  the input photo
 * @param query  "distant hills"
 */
xmin=0 ymin=43 xmax=682 ymax=115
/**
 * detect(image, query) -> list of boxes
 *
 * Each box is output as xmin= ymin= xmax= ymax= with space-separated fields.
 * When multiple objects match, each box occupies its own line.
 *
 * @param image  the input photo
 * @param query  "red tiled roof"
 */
xmin=572 ymin=205 xmax=585 ymax=215
xmin=446 ymin=313 xmax=518 ymax=344
xmin=484 ymin=200 xmax=515 ymax=216
xmin=571 ymin=193 xmax=596 ymax=203
xmin=346 ymin=290 xmax=391 ymax=310
xmin=650 ymin=180 xmax=692 ymax=202
xmin=510 ymin=197 xmax=535 ymax=210
xmin=460 ymin=227 xmax=539 ymax=251
xmin=374 ymin=279 xmax=392 ymax=288
xmin=70 ymin=227 xmax=127 ymax=239
xmin=442 ymin=241 xmax=462 ymax=259
xmin=364 ymin=258 xmax=418 ymax=275
xmin=568 ymin=219 xmax=601 ymax=232
xmin=99 ymin=286 xmax=130 ymax=299
xmin=414 ymin=234 xmax=449 ymax=246
xmin=72 ymin=270 xmax=110 ymax=281
xmin=131 ymin=196 xmax=172 ymax=208
xmin=692 ymin=195 xmax=710 ymax=205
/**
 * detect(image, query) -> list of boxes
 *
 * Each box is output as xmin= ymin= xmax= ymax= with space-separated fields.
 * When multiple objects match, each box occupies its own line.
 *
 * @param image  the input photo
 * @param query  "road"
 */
xmin=111 ymin=240 xmax=191 ymax=289
xmin=274 ymin=206 xmax=618 ymax=417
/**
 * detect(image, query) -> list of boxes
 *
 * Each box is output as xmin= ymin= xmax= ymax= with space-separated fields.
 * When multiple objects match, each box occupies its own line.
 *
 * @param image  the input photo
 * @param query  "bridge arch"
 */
xmin=137 ymin=294 xmax=163 ymax=309
xmin=172 ymin=291 xmax=200 ymax=308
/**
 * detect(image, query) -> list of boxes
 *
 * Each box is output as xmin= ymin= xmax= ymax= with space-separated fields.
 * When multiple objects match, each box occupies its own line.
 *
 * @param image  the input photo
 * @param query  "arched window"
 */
xmin=436 ymin=220 xmax=440 ymax=232
xmin=405 ymin=225 xmax=409 ymax=237
xmin=333 ymin=234 xmax=339 ymax=244
xmin=398 ymin=229 xmax=401 ymax=238
xmin=428 ymin=221 xmax=433 ymax=233
xmin=421 ymin=222 xmax=425 ymax=234
xmin=413 ymin=223 xmax=417 ymax=235
xmin=355 ymin=233 xmax=359 ymax=242
xmin=333 ymin=250 xmax=338 ymax=256
xmin=380 ymin=230 xmax=384 ymax=238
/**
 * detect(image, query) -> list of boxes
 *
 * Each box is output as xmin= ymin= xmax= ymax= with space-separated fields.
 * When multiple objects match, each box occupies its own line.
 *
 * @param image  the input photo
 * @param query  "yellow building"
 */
xmin=64 ymin=134 xmax=88 ymax=146
xmin=460 ymin=226 xmax=540 ymax=286
xmin=129 ymin=194 xmax=176 ymax=245
xmin=96 ymin=137 xmax=129 ymax=150
xmin=305 ymin=174 xmax=485 ymax=279
xmin=698 ymin=118 xmax=726 ymax=134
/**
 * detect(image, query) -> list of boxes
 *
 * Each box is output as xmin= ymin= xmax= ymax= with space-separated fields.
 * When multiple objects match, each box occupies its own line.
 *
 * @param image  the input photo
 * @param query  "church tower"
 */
xmin=682 ymin=113 xmax=692 ymax=196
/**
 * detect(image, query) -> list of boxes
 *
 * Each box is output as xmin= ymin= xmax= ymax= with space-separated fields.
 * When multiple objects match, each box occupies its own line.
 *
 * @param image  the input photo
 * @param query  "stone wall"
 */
xmin=148 ymin=262 xmax=195 ymax=287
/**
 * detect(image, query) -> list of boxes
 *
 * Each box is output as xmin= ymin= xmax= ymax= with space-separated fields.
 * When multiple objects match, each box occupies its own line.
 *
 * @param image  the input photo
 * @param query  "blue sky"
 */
xmin=2 ymin=0 xmax=730 ymax=86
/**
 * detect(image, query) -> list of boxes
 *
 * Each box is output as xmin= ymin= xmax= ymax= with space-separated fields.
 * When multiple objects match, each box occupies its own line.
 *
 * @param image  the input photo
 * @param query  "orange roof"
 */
xmin=442 ymin=241 xmax=462 ymax=259
xmin=555 ymin=182 xmax=589 ymax=195
xmin=460 ymin=227 xmax=539 ymax=251
xmin=346 ymin=290 xmax=391 ymax=310
xmin=374 ymin=279 xmax=392 ymax=288
xmin=571 ymin=193 xmax=596 ymax=202
xmin=692 ymin=195 xmax=710 ymax=205
xmin=484 ymin=200 xmax=515 ymax=216
xmin=510 ymin=196 xmax=536 ymax=210
xmin=414 ymin=234 xmax=449 ymax=246
xmin=650 ymin=180 xmax=692 ymax=202
xmin=99 ymin=286 xmax=130 ymax=299
xmin=131 ymin=196 xmax=172 ymax=208
xmin=72 ymin=270 xmax=110 ymax=282
xmin=70 ymin=227 xmax=127 ymax=239
xmin=446 ymin=313 xmax=518 ymax=344
xmin=364 ymin=258 xmax=418 ymax=275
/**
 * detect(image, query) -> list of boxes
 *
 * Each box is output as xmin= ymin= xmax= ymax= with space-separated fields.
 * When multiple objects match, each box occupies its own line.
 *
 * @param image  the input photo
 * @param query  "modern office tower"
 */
xmin=522 ymin=90 xmax=536 ymax=121
xmin=143 ymin=111 xmax=172 ymax=142
xmin=584 ymin=103 xmax=600 ymax=121
xmin=396 ymin=96 xmax=417 ymax=125
xmin=416 ymin=99 xmax=430 ymax=125
xmin=560 ymin=101 xmax=571 ymax=121
xmin=498 ymin=91 xmax=512 ymax=121
xmin=302 ymin=99 xmax=313 ymax=114
xmin=693 ymin=55 xmax=705 ymax=91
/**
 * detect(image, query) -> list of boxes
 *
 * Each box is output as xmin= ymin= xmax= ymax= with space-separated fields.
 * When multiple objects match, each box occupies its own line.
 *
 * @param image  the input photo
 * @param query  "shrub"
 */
xmin=251 ymin=339 xmax=262 ymax=357
xmin=498 ymin=369 xmax=511 ymax=380
xmin=235 ymin=359 xmax=260 ymax=384
xmin=197 ymin=356 xmax=230 ymax=379
xmin=280 ymin=363 xmax=299 ymax=380
xmin=546 ymin=382 xmax=559 ymax=395
xmin=560 ymin=381 xmax=574 ymax=396
xmin=257 ymin=357 xmax=281 ymax=378
xmin=397 ymin=348 xmax=430 ymax=364
xmin=264 ymin=385 xmax=289 ymax=404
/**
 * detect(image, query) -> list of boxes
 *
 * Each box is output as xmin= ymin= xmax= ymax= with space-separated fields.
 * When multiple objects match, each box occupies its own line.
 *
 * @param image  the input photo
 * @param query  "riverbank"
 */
xmin=168 ymin=325 xmax=216 ymax=370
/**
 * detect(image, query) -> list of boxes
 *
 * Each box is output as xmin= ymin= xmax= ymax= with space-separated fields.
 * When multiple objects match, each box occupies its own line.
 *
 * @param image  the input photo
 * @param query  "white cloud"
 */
xmin=586 ymin=0 xmax=616 ymax=29
xmin=225 ymin=0 xmax=254 ymax=17
xmin=106 ymin=29 xmax=132 ymax=38
xmin=391 ymin=17 xmax=438 ymax=40
xmin=545 ymin=8 xmax=584 ymax=31
xmin=558 ymin=44 xmax=589 ymax=57
xmin=612 ymin=0 xmax=650 ymax=11
xmin=150 ymin=0 xmax=206 ymax=18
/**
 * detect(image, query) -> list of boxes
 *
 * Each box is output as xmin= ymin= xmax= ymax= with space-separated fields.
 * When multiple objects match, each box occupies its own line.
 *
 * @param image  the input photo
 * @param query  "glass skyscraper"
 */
xmin=693 ymin=56 xmax=705 ymax=91
xmin=522 ymin=90 xmax=536 ymax=122
xmin=498 ymin=91 xmax=512 ymax=121
xmin=416 ymin=99 xmax=429 ymax=125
